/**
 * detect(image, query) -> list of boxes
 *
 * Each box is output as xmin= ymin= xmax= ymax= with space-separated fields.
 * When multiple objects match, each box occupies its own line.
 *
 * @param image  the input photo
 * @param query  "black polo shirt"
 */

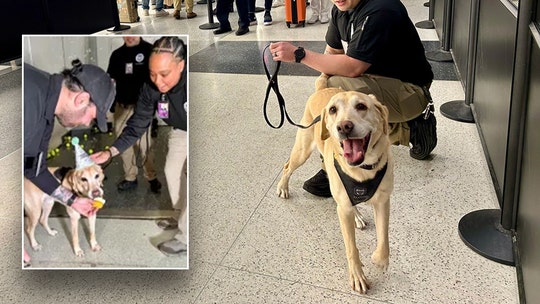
xmin=325 ymin=0 xmax=433 ymax=87
xmin=24 ymin=64 xmax=62 ymax=195
xmin=107 ymin=39 xmax=153 ymax=106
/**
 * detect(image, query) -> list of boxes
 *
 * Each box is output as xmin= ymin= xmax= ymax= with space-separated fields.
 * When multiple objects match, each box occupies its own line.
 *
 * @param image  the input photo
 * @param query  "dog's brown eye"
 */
xmin=329 ymin=106 xmax=337 ymax=114
xmin=81 ymin=177 xmax=88 ymax=183
xmin=356 ymin=103 xmax=367 ymax=111
xmin=95 ymin=174 xmax=100 ymax=180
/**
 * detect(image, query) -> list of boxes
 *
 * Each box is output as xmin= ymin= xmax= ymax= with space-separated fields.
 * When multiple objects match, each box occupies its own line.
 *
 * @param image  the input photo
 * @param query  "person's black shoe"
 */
xmin=302 ymin=169 xmax=332 ymax=197
xmin=213 ymin=27 xmax=232 ymax=35
xmin=235 ymin=26 xmax=249 ymax=36
xmin=118 ymin=179 xmax=138 ymax=191
xmin=149 ymin=178 xmax=162 ymax=193
xmin=408 ymin=113 xmax=437 ymax=160
xmin=157 ymin=238 xmax=187 ymax=255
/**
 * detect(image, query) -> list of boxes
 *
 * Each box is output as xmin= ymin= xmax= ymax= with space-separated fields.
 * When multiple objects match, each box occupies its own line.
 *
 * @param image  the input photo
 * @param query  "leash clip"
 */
xmin=422 ymin=86 xmax=435 ymax=120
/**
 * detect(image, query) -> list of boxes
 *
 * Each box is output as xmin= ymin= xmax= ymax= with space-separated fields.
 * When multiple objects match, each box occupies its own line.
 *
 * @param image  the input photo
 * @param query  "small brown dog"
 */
xmin=24 ymin=164 xmax=105 ymax=257
xmin=276 ymin=80 xmax=394 ymax=293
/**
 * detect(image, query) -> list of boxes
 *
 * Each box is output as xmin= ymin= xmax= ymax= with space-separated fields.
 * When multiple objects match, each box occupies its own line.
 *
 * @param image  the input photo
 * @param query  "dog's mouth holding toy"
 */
xmin=340 ymin=133 xmax=371 ymax=166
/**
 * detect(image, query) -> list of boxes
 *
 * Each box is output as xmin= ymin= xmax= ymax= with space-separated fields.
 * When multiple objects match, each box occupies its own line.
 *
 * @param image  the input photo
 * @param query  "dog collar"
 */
xmin=334 ymin=158 xmax=388 ymax=206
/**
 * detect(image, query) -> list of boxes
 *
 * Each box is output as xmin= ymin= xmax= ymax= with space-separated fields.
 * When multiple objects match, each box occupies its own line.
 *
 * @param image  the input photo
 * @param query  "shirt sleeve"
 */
xmin=325 ymin=8 xmax=344 ymax=50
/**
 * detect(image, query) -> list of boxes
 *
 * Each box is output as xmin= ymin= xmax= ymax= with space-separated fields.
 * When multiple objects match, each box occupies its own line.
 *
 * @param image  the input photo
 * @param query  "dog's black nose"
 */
xmin=337 ymin=121 xmax=354 ymax=135
xmin=92 ymin=190 xmax=102 ymax=198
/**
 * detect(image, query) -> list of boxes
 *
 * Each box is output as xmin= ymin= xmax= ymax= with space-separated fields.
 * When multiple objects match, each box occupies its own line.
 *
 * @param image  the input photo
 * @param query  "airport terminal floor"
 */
xmin=2 ymin=0 xmax=519 ymax=302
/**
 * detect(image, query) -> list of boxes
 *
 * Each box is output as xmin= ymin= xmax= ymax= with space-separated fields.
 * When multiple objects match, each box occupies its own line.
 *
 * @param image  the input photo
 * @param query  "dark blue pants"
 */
xmin=216 ymin=0 xmax=250 ymax=29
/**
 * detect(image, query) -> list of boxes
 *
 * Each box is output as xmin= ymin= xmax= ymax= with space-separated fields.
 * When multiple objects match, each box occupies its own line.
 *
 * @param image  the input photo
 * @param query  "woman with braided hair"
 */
xmin=92 ymin=36 xmax=189 ymax=256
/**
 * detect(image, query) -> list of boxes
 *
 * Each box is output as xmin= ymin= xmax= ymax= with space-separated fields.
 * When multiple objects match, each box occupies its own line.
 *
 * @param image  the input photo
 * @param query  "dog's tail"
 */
xmin=315 ymin=73 xmax=329 ymax=91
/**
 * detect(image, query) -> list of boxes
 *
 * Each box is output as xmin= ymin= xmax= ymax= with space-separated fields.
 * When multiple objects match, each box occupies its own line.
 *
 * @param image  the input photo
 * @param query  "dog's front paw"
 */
xmin=276 ymin=180 xmax=290 ymax=199
xmin=354 ymin=209 xmax=367 ymax=230
xmin=371 ymin=249 xmax=389 ymax=271
xmin=91 ymin=243 xmax=102 ymax=252
xmin=74 ymin=247 xmax=84 ymax=257
xmin=348 ymin=263 xmax=370 ymax=294
xmin=47 ymin=228 xmax=58 ymax=236
xmin=31 ymin=243 xmax=42 ymax=252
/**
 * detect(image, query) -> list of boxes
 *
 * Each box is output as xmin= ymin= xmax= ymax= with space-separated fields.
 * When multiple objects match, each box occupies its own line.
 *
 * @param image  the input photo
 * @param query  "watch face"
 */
xmin=295 ymin=47 xmax=305 ymax=62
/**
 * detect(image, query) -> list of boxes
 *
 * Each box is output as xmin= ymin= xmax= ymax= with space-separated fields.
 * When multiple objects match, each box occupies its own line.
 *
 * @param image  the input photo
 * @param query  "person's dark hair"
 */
xmin=152 ymin=37 xmax=186 ymax=63
xmin=60 ymin=59 xmax=85 ymax=93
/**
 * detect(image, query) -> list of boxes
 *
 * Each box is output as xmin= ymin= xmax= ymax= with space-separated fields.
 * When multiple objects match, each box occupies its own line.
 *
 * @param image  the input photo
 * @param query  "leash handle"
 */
xmin=262 ymin=44 xmax=320 ymax=129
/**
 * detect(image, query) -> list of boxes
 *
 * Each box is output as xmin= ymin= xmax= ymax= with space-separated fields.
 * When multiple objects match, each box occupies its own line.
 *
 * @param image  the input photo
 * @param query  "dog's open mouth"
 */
xmin=340 ymin=133 xmax=371 ymax=166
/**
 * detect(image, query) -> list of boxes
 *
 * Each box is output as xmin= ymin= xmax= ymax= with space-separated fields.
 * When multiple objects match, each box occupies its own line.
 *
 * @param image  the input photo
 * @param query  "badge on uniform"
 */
xmin=157 ymin=94 xmax=169 ymax=119
xmin=125 ymin=62 xmax=133 ymax=74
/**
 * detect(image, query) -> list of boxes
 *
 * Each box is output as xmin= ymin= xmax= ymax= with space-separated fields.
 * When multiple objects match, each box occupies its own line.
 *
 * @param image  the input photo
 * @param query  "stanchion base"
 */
xmin=199 ymin=22 xmax=220 ymax=30
xmin=458 ymin=209 xmax=515 ymax=266
xmin=107 ymin=24 xmax=130 ymax=32
xmin=426 ymin=50 xmax=453 ymax=62
xmin=415 ymin=20 xmax=434 ymax=29
xmin=440 ymin=100 xmax=474 ymax=123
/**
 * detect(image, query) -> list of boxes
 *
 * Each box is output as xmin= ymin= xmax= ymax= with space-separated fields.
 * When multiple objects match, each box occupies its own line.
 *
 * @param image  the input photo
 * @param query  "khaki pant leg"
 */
xmin=114 ymin=104 xmax=139 ymax=181
xmin=165 ymin=129 xmax=188 ymax=244
xmin=327 ymin=75 xmax=429 ymax=146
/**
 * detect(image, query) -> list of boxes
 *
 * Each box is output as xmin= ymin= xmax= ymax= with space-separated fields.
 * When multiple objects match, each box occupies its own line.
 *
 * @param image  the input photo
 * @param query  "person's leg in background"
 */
xmin=114 ymin=104 xmax=140 ymax=191
xmin=308 ymin=0 xmax=320 ymax=24
xmin=155 ymin=0 xmax=170 ymax=16
xmin=157 ymin=129 xmax=188 ymax=254
xmin=138 ymin=129 xmax=162 ymax=193
xmin=142 ymin=0 xmax=150 ymax=15
xmin=319 ymin=0 xmax=330 ymax=23
xmin=263 ymin=0 xmax=273 ymax=25
xmin=235 ymin=0 xmax=251 ymax=35
xmin=248 ymin=0 xmax=257 ymax=25
xmin=214 ymin=0 xmax=233 ymax=34
xmin=173 ymin=0 xmax=197 ymax=19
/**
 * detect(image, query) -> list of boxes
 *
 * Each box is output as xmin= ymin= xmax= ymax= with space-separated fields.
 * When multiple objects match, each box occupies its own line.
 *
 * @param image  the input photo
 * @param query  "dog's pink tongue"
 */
xmin=342 ymin=139 xmax=365 ymax=164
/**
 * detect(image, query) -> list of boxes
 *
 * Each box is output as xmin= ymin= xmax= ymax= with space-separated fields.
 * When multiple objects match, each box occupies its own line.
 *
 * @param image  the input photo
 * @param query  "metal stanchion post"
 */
xmin=199 ymin=0 xmax=220 ymax=29
xmin=456 ymin=0 xmax=534 ymax=267
xmin=439 ymin=0 xmax=478 ymax=123
xmin=416 ymin=0 xmax=435 ymax=29
xmin=108 ymin=0 xmax=131 ymax=32
xmin=426 ymin=0 xmax=453 ymax=62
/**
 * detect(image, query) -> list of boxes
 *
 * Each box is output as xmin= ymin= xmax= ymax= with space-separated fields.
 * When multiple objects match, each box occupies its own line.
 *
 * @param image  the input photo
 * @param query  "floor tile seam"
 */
xmin=0 ymin=148 xmax=20 ymax=163
xmin=193 ymin=262 xmax=397 ymax=303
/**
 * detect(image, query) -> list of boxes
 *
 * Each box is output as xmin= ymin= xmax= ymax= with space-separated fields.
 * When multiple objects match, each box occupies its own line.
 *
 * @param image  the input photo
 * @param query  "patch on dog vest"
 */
xmin=334 ymin=159 xmax=387 ymax=206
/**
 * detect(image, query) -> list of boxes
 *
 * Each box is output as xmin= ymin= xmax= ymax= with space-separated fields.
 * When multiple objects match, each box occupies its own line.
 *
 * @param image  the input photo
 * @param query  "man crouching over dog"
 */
xmin=270 ymin=0 xmax=437 ymax=198
xmin=23 ymin=59 xmax=115 ymax=265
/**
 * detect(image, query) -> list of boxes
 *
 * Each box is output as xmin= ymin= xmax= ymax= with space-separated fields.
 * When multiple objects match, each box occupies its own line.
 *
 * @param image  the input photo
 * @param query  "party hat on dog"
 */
xmin=72 ymin=137 xmax=95 ymax=169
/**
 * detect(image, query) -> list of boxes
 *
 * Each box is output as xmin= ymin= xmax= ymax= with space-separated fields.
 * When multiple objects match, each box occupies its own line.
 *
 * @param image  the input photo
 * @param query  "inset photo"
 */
xmin=22 ymin=35 xmax=189 ymax=269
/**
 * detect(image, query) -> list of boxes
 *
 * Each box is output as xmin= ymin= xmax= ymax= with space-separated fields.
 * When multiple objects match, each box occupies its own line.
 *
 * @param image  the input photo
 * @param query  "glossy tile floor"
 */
xmin=3 ymin=0 xmax=519 ymax=302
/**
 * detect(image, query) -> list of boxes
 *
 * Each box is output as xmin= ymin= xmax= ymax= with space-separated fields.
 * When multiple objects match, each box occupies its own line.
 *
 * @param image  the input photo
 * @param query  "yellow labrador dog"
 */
xmin=24 ymin=164 xmax=104 ymax=257
xmin=276 ymin=85 xmax=394 ymax=294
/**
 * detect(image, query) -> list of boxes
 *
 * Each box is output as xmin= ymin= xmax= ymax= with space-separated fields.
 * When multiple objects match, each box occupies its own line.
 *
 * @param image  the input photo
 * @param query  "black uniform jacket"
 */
xmin=113 ymin=67 xmax=188 ymax=153
xmin=24 ymin=64 xmax=62 ymax=195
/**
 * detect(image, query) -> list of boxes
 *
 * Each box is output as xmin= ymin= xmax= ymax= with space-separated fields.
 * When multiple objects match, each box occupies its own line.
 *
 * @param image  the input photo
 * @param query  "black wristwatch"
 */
xmin=294 ymin=47 xmax=306 ymax=63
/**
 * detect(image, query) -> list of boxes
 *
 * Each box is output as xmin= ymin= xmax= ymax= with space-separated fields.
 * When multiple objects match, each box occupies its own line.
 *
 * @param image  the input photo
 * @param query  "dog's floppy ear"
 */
xmin=369 ymin=94 xmax=389 ymax=135
xmin=320 ymin=107 xmax=330 ymax=140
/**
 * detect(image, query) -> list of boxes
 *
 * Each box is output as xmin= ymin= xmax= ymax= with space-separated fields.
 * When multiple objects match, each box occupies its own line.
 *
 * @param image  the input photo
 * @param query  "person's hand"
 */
xmin=71 ymin=197 xmax=98 ymax=217
xmin=269 ymin=42 xmax=297 ymax=63
xmin=90 ymin=150 xmax=112 ymax=165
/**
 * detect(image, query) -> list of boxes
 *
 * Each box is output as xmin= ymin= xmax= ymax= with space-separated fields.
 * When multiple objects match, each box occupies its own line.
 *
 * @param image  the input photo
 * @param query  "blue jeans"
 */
xmin=142 ymin=0 xmax=164 ymax=11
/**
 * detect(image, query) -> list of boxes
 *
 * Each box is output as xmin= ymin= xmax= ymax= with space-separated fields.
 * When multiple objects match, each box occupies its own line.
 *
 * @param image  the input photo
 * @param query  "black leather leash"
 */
xmin=262 ymin=44 xmax=320 ymax=129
